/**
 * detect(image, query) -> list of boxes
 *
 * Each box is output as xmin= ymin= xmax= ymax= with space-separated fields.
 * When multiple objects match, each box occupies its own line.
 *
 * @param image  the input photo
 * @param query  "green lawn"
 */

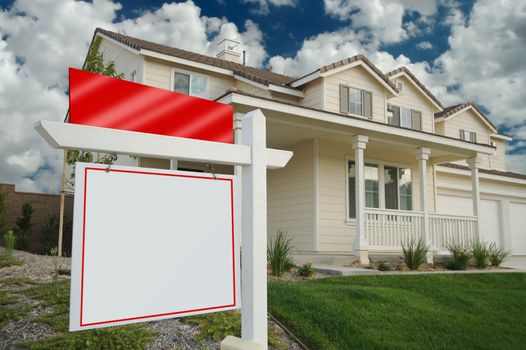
xmin=268 ymin=273 xmax=526 ymax=350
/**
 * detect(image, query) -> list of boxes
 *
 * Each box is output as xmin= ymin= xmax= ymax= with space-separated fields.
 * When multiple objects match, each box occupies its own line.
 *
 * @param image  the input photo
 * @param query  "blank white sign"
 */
xmin=69 ymin=163 xmax=239 ymax=331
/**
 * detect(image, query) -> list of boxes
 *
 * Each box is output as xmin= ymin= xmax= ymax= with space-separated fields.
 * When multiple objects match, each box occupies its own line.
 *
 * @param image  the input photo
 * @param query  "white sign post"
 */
xmin=36 ymin=109 xmax=292 ymax=350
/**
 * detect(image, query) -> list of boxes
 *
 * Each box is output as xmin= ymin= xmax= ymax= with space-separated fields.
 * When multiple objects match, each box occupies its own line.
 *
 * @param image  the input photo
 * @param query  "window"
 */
xmin=388 ymin=105 xmax=422 ymax=131
xmin=173 ymin=71 xmax=208 ymax=98
xmin=130 ymin=70 xmax=137 ymax=82
xmin=348 ymin=160 xmax=412 ymax=218
xmin=348 ymin=161 xmax=379 ymax=218
xmin=340 ymin=85 xmax=373 ymax=118
xmin=460 ymin=129 xmax=477 ymax=143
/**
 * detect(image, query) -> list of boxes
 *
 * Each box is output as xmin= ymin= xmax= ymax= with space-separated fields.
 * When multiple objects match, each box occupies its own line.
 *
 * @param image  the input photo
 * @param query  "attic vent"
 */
xmin=396 ymin=80 xmax=404 ymax=93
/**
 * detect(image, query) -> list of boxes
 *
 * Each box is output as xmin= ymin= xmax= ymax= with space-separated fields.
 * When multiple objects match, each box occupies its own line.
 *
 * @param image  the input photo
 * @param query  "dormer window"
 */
xmin=173 ymin=70 xmax=208 ymax=98
xmin=340 ymin=85 xmax=373 ymax=118
xmin=387 ymin=104 xmax=422 ymax=131
xmin=460 ymin=129 xmax=477 ymax=143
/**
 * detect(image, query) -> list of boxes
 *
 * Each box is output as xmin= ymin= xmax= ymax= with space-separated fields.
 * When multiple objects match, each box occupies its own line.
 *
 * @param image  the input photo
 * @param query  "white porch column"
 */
xmin=352 ymin=135 xmax=369 ymax=264
xmin=416 ymin=147 xmax=433 ymax=262
xmin=468 ymin=156 xmax=481 ymax=239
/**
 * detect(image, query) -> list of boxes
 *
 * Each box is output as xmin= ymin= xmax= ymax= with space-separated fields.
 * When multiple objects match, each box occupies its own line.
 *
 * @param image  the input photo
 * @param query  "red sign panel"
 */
xmin=69 ymin=68 xmax=233 ymax=143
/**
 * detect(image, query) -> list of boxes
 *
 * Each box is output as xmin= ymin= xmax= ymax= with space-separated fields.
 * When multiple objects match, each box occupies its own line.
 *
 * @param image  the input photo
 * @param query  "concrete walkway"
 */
xmin=314 ymin=256 xmax=526 ymax=276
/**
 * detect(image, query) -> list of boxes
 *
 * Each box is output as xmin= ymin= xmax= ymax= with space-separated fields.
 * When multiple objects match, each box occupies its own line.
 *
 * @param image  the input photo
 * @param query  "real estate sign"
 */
xmin=69 ymin=162 xmax=240 ymax=331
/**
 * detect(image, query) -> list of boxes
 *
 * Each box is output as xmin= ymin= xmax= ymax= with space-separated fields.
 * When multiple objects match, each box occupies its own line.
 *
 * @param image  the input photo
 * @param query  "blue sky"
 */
xmin=0 ymin=0 xmax=525 ymax=193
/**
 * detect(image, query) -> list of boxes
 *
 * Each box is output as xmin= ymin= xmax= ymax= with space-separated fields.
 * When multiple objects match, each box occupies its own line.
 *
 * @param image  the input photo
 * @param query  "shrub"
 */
xmin=3 ymin=230 xmax=15 ymax=262
xmin=184 ymin=311 xmax=240 ymax=340
xmin=15 ymin=202 xmax=34 ymax=251
xmin=377 ymin=261 xmax=392 ymax=271
xmin=267 ymin=229 xmax=294 ymax=277
xmin=40 ymin=215 xmax=59 ymax=255
xmin=446 ymin=241 xmax=471 ymax=270
xmin=401 ymin=238 xmax=428 ymax=270
xmin=298 ymin=262 xmax=314 ymax=277
xmin=488 ymin=242 xmax=509 ymax=267
xmin=0 ymin=189 xmax=7 ymax=236
xmin=471 ymin=240 xmax=490 ymax=268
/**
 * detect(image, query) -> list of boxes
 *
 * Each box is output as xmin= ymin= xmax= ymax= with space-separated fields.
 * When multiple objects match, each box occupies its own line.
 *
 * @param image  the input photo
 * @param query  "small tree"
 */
xmin=15 ymin=202 xmax=34 ymax=250
xmin=0 ymin=189 xmax=7 ymax=237
xmin=65 ymin=36 xmax=124 ymax=190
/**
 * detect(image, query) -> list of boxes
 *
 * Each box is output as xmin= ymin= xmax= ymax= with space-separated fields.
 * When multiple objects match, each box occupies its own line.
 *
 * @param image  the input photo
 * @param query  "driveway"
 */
xmin=503 ymin=256 xmax=526 ymax=270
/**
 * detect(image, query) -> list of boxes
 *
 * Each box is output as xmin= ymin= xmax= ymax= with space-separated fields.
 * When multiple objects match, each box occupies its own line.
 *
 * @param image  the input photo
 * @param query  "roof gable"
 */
xmin=290 ymin=55 xmax=399 ymax=95
xmin=434 ymin=102 xmax=498 ymax=133
xmin=386 ymin=67 xmax=443 ymax=110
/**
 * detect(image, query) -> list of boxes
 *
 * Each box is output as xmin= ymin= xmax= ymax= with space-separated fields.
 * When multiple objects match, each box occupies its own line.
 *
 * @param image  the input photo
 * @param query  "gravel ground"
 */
xmin=0 ymin=248 xmax=305 ymax=349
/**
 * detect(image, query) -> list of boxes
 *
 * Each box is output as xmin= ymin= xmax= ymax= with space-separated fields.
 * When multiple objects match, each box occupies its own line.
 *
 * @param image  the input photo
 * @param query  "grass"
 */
xmin=0 ymin=255 xmax=25 ymax=269
xmin=3 ymin=280 xmax=155 ymax=349
xmin=269 ymin=273 xmax=526 ymax=350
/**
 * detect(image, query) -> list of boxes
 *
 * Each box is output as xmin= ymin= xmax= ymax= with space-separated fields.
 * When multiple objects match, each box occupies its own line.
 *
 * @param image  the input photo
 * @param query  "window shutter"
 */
xmin=411 ymin=110 xmax=422 ymax=130
xmin=391 ymin=106 xmax=401 ymax=126
xmin=363 ymin=91 xmax=373 ymax=118
xmin=340 ymin=85 xmax=349 ymax=114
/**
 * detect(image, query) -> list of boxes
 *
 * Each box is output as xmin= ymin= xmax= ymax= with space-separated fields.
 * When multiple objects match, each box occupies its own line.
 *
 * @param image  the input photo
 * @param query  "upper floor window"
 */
xmin=130 ymin=70 xmax=137 ymax=82
xmin=340 ymin=85 xmax=373 ymax=118
xmin=460 ymin=129 xmax=477 ymax=143
xmin=173 ymin=71 xmax=208 ymax=98
xmin=388 ymin=105 xmax=422 ymax=131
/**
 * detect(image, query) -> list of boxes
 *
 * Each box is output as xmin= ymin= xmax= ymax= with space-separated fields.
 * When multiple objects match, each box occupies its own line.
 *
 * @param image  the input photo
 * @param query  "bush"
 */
xmin=268 ymin=229 xmax=294 ymax=277
xmin=401 ymin=238 xmax=428 ymax=270
xmin=0 ymin=189 xmax=7 ymax=236
xmin=488 ymin=242 xmax=509 ymax=267
xmin=40 ymin=215 xmax=59 ymax=255
xmin=3 ymin=230 xmax=15 ymax=262
xmin=377 ymin=261 xmax=392 ymax=271
xmin=298 ymin=262 xmax=314 ymax=277
xmin=15 ymin=202 xmax=33 ymax=251
xmin=446 ymin=241 xmax=472 ymax=270
xmin=471 ymin=240 xmax=490 ymax=268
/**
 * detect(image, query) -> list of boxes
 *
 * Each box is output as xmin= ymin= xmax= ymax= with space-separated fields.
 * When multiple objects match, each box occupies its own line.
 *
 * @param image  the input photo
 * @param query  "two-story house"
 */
xmin=88 ymin=28 xmax=526 ymax=264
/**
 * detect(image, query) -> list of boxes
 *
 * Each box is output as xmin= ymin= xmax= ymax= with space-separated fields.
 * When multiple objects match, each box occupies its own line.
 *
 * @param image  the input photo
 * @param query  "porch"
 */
xmin=223 ymin=93 xmax=495 ymax=263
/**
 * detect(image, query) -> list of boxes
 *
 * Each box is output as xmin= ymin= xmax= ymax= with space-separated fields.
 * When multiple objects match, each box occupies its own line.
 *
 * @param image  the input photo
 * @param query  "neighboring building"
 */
xmin=89 ymin=28 xmax=526 ymax=263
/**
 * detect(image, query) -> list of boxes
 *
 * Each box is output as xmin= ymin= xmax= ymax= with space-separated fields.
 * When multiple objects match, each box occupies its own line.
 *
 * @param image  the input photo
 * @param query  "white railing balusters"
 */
xmin=363 ymin=208 xmax=478 ymax=252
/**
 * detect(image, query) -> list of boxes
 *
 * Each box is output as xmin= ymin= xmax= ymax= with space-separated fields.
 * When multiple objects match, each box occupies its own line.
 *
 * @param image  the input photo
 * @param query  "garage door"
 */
xmin=437 ymin=195 xmax=501 ymax=247
xmin=510 ymin=202 xmax=526 ymax=255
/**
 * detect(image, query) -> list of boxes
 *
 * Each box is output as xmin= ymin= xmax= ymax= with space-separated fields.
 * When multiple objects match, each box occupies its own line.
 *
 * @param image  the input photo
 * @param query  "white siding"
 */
xmin=268 ymin=140 xmax=315 ymax=251
xmin=324 ymin=66 xmax=387 ymax=123
xmin=98 ymin=38 xmax=143 ymax=83
xmin=444 ymin=108 xmax=494 ymax=169
xmin=387 ymin=75 xmax=435 ymax=133
xmin=299 ymin=79 xmax=323 ymax=109
xmin=490 ymin=138 xmax=507 ymax=171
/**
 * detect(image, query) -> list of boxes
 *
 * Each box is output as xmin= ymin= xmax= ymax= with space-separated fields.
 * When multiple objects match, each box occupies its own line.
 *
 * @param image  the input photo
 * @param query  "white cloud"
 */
xmin=241 ymin=0 xmax=296 ymax=15
xmin=0 ymin=0 xmax=268 ymax=193
xmin=416 ymin=41 xmax=433 ymax=49
xmin=323 ymin=0 xmax=438 ymax=44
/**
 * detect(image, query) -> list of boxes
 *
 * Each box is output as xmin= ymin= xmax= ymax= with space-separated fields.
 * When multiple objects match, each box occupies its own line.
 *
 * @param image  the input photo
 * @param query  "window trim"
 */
xmin=386 ymin=103 xmax=423 ymax=131
xmin=341 ymin=84 xmax=373 ymax=119
xmin=345 ymin=156 xmax=414 ymax=223
xmin=459 ymin=129 xmax=477 ymax=143
xmin=170 ymin=67 xmax=209 ymax=99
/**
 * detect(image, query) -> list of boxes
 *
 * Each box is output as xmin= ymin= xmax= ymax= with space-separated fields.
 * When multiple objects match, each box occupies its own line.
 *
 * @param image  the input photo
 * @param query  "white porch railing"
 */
xmin=364 ymin=208 xmax=424 ymax=250
xmin=364 ymin=209 xmax=478 ymax=251
xmin=429 ymin=213 xmax=478 ymax=251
